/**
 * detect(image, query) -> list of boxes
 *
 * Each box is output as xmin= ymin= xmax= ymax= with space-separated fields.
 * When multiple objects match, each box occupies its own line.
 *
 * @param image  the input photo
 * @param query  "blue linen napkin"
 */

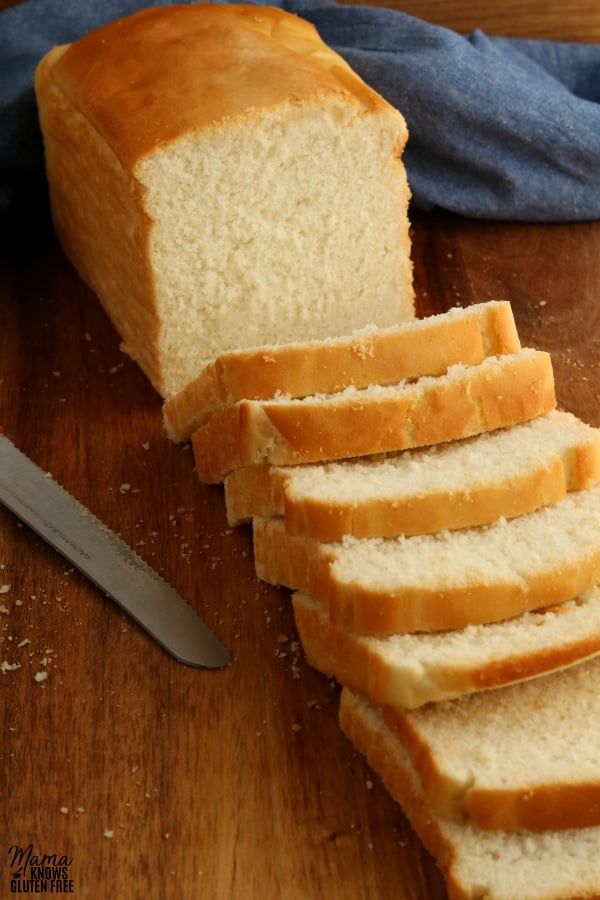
xmin=1 ymin=0 xmax=599 ymax=230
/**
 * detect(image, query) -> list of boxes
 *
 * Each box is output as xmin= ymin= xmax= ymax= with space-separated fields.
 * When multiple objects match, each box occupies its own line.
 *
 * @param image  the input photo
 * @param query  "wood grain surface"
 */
xmin=3 ymin=0 xmax=600 ymax=40
xmin=1 ymin=3 xmax=599 ymax=899
xmin=2 ymin=211 xmax=599 ymax=900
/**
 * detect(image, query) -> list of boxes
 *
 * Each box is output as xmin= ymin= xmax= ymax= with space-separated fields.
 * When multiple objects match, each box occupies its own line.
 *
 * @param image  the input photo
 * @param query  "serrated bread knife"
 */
xmin=0 ymin=431 xmax=231 ymax=669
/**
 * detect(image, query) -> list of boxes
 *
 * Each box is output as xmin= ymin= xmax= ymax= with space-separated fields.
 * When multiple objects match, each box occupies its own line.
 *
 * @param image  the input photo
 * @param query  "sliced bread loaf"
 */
xmin=253 ymin=486 xmax=600 ymax=634
xmin=225 ymin=410 xmax=600 ymax=537
xmin=164 ymin=300 xmax=520 ymax=441
xmin=35 ymin=4 xmax=414 ymax=399
xmin=339 ymin=688 xmax=600 ymax=900
xmin=192 ymin=349 xmax=556 ymax=483
xmin=292 ymin=586 xmax=600 ymax=709
xmin=383 ymin=653 xmax=600 ymax=831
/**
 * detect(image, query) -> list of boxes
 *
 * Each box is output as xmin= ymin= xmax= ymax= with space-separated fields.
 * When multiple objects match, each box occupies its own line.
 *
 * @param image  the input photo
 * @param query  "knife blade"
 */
xmin=0 ymin=431 xmax=231 ymax=670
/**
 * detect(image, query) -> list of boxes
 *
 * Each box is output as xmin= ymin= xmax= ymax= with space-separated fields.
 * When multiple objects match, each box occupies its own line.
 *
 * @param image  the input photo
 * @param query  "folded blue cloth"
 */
xmin=1 ymin=0 xmax=599 ymax=228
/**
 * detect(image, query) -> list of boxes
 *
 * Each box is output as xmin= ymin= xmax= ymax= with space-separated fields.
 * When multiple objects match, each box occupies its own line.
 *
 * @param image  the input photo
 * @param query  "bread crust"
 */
xmin=253 ymin=490 xmax=600 ymax=634
xmin=45 ymin=4 xmax=404 ymax=171
xmin=164 ymin=301 xmax=521 ymax=442
xmin=193 ymin=350 xmax=556 ymax=483
xmin=225 ymin=412 xmax=600 ymax=538
xmin=34 ymin=49 xmax=163 ymax=387
xmin=339 ymin=689 xmax=600 ymax=900
xmin=35 ymin=4 xmax=413 ymax=398
xmin=292 ymin=591 xmax=600 ymax=710
xmin=383 ymin=658 xmax=600 ymax=832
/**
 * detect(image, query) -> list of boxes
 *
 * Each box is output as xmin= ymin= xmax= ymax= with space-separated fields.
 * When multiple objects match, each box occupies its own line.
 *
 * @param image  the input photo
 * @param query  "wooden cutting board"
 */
xmin=1 ymin=209 xmax=598 ymax=899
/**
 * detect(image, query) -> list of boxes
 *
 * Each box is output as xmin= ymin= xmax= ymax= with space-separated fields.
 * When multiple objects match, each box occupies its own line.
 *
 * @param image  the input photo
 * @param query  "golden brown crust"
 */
xmin=384 ymin=702 xmax=600 ymax=832
xmin=192 ymin=351 xmax=556 ymax=483
xmin=292 ymin=462 xmax=566 ymax=539
xmin=163 ymin=301 xmax=521 ymax=442
xmin=45 ymin=4 xmax=404 ymax=171
xmin=224 ymin=465 xmax=286 ymax=526
xmin=35 ymin=49 xmax=163 ymax=389
xmin=292 ymin=592 xmax=600 ymax=710
xmin=36 ymin=4 xmax=412 ymax=399
xmin=253 ymin=515 xmax=600 ymax=635
xmin=331 ymin=552 xmax=600 ymax=635
xmin=225 ymin=451 xmax=570 ymax=539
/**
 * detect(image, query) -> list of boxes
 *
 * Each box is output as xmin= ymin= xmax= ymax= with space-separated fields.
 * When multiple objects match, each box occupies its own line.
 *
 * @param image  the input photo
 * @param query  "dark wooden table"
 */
xmin=1 ymin=4 xmax=599 ymax=899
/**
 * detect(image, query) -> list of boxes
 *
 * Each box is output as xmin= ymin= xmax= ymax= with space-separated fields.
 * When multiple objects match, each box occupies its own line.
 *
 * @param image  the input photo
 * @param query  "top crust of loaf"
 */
xmin=44 ymin=3 xmax=407 ymax=170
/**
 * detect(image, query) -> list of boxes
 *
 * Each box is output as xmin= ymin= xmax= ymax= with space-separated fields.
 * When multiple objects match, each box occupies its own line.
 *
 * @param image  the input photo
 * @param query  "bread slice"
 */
xmin=163 ymin=300 xmax=521 ymax=441
xmin=253 ymin=486 xmax=600 ymax=634
xmin=339 ymin=688 xmax=600 ymax=900
xmin=192 ymin=349 xmax=556 ymax=483
xmin=225 ymin=410 xmax=600 ymax=537
xmin=35 ymin=4 xmax=414 ymax=400
xmin=382 ymin=653 xmax=600 ymax=831
xmin=292 ymin=586 xmax=600 ymax=709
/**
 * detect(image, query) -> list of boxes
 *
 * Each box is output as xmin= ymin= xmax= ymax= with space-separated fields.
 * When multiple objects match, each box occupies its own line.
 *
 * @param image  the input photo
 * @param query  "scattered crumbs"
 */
xmin=52 ymin=371 xmax=61 ymax=377
xmin=365 ymin=779 xmax=374 ymax=791
xmin=119 ymin=484 xmax=131 ymax=494
xmin=17 ymin=638 xmax=30 ymax=648
xmin=34 ymin=671 xmax=48 ymax=683
xmin=291 ymin=723 xmax=302 ymax=733
xmin=163 ymin=833 xmax=170 ymax=840
xmin=84 ymin=333 xmax=92 ymax=342
xmin=0 ymin=605 xmax=9 ymax=615
xmin=142 ymin=442 xmax=150 ymax=451
xmin=103 ymin=829 xmax=114 ymax=839
xmin=0 ymin=585 xmax=11 ymax=594
xmin=60 ymin=807 xmax=69 ymax=815
xmin=1 ymin=660 xmax=20 ymax=674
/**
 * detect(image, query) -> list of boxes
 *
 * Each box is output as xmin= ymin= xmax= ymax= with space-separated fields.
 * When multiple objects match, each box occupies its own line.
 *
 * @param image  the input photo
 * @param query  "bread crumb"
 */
xmin=34 ymin=671 xmax=48 ymax=683
xmin=1 ymin=660 xmax=20 ymax=674
xmin=0 ymin=585 xmax=11 ymax=594
xmin=103 ymin=829 xmax=114 ymax=839
xmin=291 ymin=723 xmax=302 ymax=733
xmin=60 ymin=807 xmax=69 ymax=815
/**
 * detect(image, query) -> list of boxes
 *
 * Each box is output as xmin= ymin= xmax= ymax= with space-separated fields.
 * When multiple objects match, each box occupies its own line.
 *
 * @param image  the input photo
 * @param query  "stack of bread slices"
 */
xmin=166 ymin=298 xmax=600 ymax=900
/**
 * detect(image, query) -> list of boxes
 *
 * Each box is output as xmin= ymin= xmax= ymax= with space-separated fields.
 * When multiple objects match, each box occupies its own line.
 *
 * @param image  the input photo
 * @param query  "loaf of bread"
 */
xmin=292 ymin=586 xmax=600 ymax=709
xmin=192 ymin=349 xmax=556 ymax=482
xmin=254 ymin=487 xmax=600 ymax=634
xmin=34 ymin=3 xmax=414 ymax=399
xmin=383 ymin=654 xmax=600 ymax=831
xmin=225 ymin=409 xmax=600 ymax=537
xmin=163 ymin=300 xmax=520 ymax=441
xmin=339 ymin=688 xmax=600 ymax=900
